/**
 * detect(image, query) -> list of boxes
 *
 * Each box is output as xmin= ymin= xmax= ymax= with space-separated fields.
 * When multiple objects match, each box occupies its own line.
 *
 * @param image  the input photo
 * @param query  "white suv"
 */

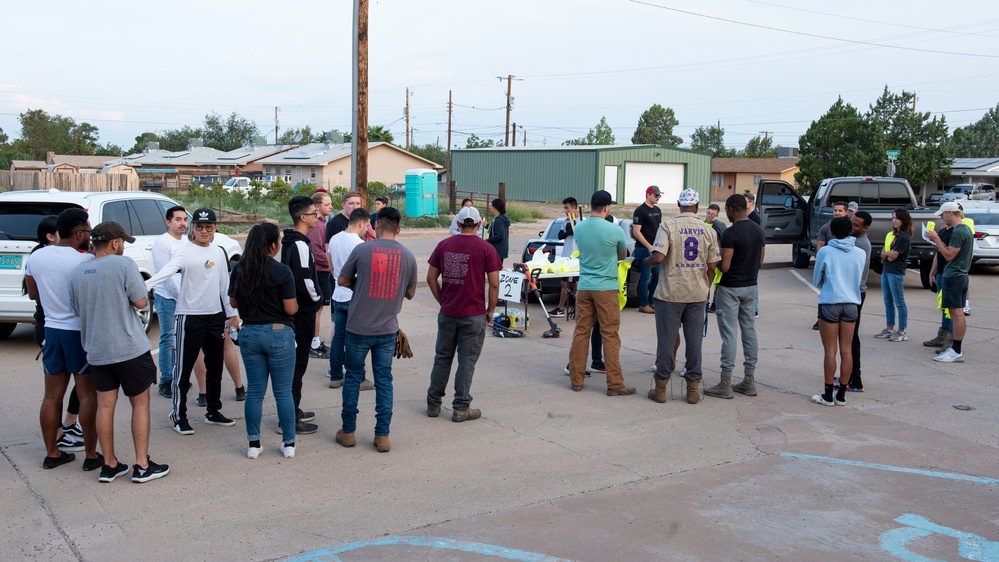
xmin=0 ymin=190 xmax=242 ymax=339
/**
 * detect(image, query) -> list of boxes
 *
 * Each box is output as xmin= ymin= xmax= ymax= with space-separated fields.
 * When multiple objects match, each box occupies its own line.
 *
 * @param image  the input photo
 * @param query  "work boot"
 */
xmin=648 ymin=377 xmax=668 ymax=403
xmin=732 ymin=375 xmax=757 ymax=396
xmin=335 ymin=429 xmax=356 ymax=448
xmin=373 ymin=436 xmax=390 ymax=453
xmin=685 ymin=379 xmax=700 ymax=404
xmin=923 ymin=328 xmax=948 ymax=347
xmin=935 ymin=333 xmax=954 ymax=354
xmin=704 ymin=375 xmax=734 ymax=399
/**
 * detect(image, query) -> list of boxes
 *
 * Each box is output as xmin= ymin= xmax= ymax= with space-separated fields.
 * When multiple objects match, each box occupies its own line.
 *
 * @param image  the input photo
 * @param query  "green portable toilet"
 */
xmin=405 ymin=168 xmax=438 ymax=217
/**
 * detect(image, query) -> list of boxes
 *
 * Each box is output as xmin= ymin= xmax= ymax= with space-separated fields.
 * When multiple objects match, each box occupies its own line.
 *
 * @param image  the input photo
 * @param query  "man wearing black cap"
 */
xmin=566 ymin=191 xmax=635 ymax=396
xmin=146 ymin=208 xmax=239 ymax=435
xmin=70 ymin=222 xmax=169 ymax=483
xmin=632 ymin=185 xmax=663 ymax=314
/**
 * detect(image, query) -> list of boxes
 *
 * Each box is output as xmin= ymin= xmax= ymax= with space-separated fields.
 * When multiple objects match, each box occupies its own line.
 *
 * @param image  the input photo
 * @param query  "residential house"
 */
xmin=195 ymin=144 xmax=298 ymax=179
xmin=710 ymin=157 xmax=799 ymax=202
xmin=9 ymin=160 xmax=47 ymax=172
xmin=255 ymin=142 xmax=442 ymax=190
xmin=45 ymin=152 xmax=120 ymax=173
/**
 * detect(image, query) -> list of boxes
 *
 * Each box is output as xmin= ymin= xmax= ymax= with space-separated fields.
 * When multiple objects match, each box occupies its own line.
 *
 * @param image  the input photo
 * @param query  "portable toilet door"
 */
xmin=405 ymin=168 xmax=438 ymax=217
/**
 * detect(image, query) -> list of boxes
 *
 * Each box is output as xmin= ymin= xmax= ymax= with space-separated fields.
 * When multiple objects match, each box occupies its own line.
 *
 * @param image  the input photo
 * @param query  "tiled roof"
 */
xmin=712 ymin=157 xmax=799 ymax=174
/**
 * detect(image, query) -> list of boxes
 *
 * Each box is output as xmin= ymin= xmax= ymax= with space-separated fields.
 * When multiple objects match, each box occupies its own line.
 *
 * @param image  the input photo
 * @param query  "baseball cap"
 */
xmin=91 ymin=221 xmax=136 ymax=244
xmin=677 ymin=189 xmax=700 ymax=206
xmin=847 ymin=201 xmax=859 ymax=212
xmin=591 ymin=191 xmax=616 ymax=206
xmin=191 ymin=208 xmax=217 ymax=223
xmin=455 ymin=205 xmax=482 ymax=225
xmin=646 ymin=185 xmax=662 ymax=196
xmin=935 ymin=201 xmax=961 ymax=216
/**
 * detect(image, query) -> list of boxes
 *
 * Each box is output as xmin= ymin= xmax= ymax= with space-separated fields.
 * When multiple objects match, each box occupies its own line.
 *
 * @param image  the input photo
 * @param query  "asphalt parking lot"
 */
xmin=1 ymin=231 xmax=997 ymax=561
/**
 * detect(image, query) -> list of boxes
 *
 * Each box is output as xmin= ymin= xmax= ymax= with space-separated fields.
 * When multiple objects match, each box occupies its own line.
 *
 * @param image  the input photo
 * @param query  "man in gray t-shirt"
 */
xmin=69 ymin=222 xmax=169 ymax=483
xmin=335 ymin=208 xmax=418 ymax=452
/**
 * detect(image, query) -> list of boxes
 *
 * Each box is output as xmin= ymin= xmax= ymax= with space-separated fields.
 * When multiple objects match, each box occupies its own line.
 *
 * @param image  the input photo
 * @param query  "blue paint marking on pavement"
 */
xmin=781 ymin=453 xmax=999 ymax=485
xmin=285 ymin=535 xmax=574 ymax=562
xmin=880 ymin=514 xmax=999 ymax=561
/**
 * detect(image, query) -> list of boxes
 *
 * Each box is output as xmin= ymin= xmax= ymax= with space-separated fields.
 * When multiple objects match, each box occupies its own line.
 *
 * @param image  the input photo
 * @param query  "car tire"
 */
xmin=0 ymin=323 xmax=16 ymax=340
xmin=137 ymin=289 xmax=154 ymax=334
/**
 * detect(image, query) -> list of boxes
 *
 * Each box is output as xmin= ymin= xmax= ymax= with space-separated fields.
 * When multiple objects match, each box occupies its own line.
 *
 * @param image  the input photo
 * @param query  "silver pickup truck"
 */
xmin=758 ymin=176 xmax=938 ymax=289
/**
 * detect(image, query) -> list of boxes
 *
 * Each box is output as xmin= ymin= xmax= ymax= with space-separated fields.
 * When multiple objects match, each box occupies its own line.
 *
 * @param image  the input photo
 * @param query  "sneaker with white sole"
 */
xmin=587 ymin=361 xmax=606 ymax=374
xmin=810 ymin=394 xmax=835 ymax=406
xmin=57 ymin=434 xmax=84 ymax=453
xmin=204 ymin=411 xmax=235 ymax=426
xmin=563 ymin=364 xmax=591 ymax=377
xmin=280 ymin=443 xmax=295 ymax=458
xmin=889 ymin=331 xmax=909 ymax=342
xmin=62 ymin=422 xmax=84 ymax=438
xmin=548 ymin=307 xmax=565 ymax=318
xmin=247 ymin=446 xmax=262 ymax=459
xmin=98 ymin=462 xmax=129 ymax=483
xmin=131 ymin=458 xmax=169 ymax=483
xmin=873 ymin=329 xmax=894 ymax=339
xmin=933 ymin=348 xmax=965 ymax=363
xmin=172 ymin=418 xmax=194 ymax=435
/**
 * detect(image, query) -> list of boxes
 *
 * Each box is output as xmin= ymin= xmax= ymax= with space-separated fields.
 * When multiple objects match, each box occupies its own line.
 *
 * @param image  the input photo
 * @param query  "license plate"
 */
xmin=0 ymin=254 xmax=23 ymax=270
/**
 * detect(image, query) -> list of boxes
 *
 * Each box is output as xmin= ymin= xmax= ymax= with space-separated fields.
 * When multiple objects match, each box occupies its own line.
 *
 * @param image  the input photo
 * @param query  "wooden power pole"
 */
xmin=405 ymin=87 xmax=410 ymax=151
xmin=352 ymin=0 xmax=369 ymax=205
xmin=274 ymin=107 xmax=280 ymax=144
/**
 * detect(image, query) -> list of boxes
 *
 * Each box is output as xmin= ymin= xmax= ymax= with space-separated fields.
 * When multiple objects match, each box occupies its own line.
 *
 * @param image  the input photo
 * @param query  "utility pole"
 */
xmin=512 ymin=123 xmax=517 ymax=146
xmin=446 ymin=89 xmax=453 ymax=174
xmin=759 ymin=130 xmax=772 ymax=141
xmin=274 ymin=107 xmax=280 ymax=144
xmin=352 ymin=0 xmax=369 ymax=204
xmin=405 ymin=87 xmax=410 ymax=151
xmin=522 ymin=129 xmax=526 ymax=146
xmin=497 ymin=74 xmax=522 ymax=146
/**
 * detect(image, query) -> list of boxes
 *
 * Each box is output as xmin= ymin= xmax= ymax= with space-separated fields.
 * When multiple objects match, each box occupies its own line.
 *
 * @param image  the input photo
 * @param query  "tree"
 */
xmin=408 ymin=143 xmax=447 ymax=166
xmin=94 ymin=142 xmax=124 ymax=157
xmin=689 ymin=125 xmax=735 ymax=157
xmin=866 ymin=86 xmax=950 ymax=190
xmin=0 ymin=126 xmax=8 ymax=145
xmin=464 ymin=134 xmax=497 ymax=148
xmin=564 ymin=116 xmax=615 ymax=146
xmin=631 ymin=104 xmax=682 ymax=146
xmin=202 ymin=111 xmax=259 ymax=152
xmin=950 ymin=103 xmax=999 ymax=158
xmin=128 ymin=132 xmax=160 ymax=154
xmin=16 ymin=109 xmax=96 ymax=158
xmin=342 ymin=126 xmax=394 ymax=144
xmin=795 ymin=98 xmax=880 ymax=195
xmin=278 ymin=126 xmax=317 ymax=145
xmin=741 ymin=135 xmax=777 ymax=158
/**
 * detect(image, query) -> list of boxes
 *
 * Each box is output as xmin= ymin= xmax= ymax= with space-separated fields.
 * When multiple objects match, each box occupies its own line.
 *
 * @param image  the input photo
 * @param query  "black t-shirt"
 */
xmin=228 ymin=258 xmax=297 ymax=327
xmin=934 ymin=226 xmax=952 ymax=271
xmin=748 ymin=210 xmax=761 ymax=225
xmin=719 ymin=219 xmax=766 ymax=288
xmin=325 ymin=213 xmax=350 ymax=244
xmin=632 ymin=203 xmax=662 ymax=247
xmin=884 ymin=232 xmax=911 ymax=276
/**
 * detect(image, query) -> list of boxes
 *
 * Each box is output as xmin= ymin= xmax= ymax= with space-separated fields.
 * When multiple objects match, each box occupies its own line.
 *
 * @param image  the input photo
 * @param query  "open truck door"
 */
xmin=758 ymin=180 xmax=807 ymax=243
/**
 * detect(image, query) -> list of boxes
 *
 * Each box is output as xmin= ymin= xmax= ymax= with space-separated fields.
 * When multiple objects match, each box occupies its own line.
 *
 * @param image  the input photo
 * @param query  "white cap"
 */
xmin=456 ymin=206 xmax=482 ymax=225
xmin=935 ymin=201 xmax=961 ymax=216
xmin=678 ymin=188 xmax=700 ymax=206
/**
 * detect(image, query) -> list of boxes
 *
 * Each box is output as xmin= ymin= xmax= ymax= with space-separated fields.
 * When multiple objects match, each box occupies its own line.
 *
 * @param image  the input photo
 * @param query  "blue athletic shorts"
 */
xmin=817 ymin=303 xmax=859 ymax=324
xmin=42 ymin=327 xmax=91 ymax=375
xmin=939 ymin=275 xmax=968 ymax=310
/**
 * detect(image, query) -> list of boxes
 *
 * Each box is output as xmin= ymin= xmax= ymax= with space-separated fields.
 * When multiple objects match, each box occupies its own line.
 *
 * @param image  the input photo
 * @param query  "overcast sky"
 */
xmin=2 ymin=0 xmax=997 ymax=154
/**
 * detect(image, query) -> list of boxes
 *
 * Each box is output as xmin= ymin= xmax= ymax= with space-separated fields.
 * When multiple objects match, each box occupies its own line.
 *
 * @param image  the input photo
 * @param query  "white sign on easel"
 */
xmin=498 ymin=270 xmax=526 ymax=303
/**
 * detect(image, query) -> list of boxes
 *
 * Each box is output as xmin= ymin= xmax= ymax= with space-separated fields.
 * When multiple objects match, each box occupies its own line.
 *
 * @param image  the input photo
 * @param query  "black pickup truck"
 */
xmin=758 ymin=176 xmax=938 ymax=289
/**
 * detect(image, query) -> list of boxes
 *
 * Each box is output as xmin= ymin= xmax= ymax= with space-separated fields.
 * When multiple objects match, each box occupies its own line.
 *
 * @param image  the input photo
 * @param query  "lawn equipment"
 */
xmin=518 ymin=264 xmax=561 ymax=338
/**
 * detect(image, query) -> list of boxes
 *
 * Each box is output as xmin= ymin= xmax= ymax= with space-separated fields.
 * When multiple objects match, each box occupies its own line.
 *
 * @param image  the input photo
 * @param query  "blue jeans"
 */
xmin=936 ymin=273 xmax=952 ymax=333
xmin=715 ymin=285 xmax=759 ymax=377
xmin=153 ymin=294 xmax=176 ymax=385
xmin=239 ymin=323 xmax=297 ymax=443
xmin=881 ymin=272 xmax=907 ymax=329
xmin=341 ymin=331 xmax=395 ymax=436
xmin=428 ymin=313 xmax=486 ymax=410
xmin=632 ymin=247 xmax=660 ymax=308
xmin=328 ymin=300 xmax=351 ymax=380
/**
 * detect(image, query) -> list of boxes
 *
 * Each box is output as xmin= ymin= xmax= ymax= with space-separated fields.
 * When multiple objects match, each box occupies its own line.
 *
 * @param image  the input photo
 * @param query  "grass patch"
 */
xmin=505 ymin=203 xmax=546 ymax=223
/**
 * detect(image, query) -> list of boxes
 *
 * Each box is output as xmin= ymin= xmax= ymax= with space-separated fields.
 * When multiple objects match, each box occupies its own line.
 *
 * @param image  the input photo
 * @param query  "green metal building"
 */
xmin=450 ymin=144 xmax=712 ymax=204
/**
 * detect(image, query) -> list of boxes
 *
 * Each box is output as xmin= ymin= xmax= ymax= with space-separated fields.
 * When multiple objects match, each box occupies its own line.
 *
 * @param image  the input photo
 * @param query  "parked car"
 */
xmin=940 ymin=183 xmax=996 ymax=204
xmin=926 ymin=192 xmax=944 ymax=206
xmin=520 ymin=216 xmax=637 ymax=300
xmin=963 ymin=207 xmax=999 ymax=266
xmin=0 ymin=190 xmax=242 ymax=339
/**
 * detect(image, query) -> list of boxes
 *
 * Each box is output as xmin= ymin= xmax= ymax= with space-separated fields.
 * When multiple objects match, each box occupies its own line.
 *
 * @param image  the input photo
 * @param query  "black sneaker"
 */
xmin=173 ymin=418 xmax=194 ymax=435
xmin=82 ymin=453 xmax=105 ymax=472
xmin=587 ymin=361 xmax=607 ymax=374
xmin=548 ymin=307 xmax=566 ymax=318
xmin=235 ymin=386 xmax=246 ymax=401
xmin=297 ymin=410 xmax=315 ymax=422
xmin=708 ymin=302 xmax=716 ymax=313
xmin=42 ymin=451 xmax=76 ymax=469
xmin=277 ymin=420 xmax=318 ymax=435
xmin=204 ymin=411 xmax=235 ymax=426
xmin=62 ymin=422 xmax=84 ymax=438
xmin=309 ymin=347 xmax=329 ymax=359
xmin=132 ymin=458 xmax=170 ymax=483
xmin=158 ymin=384 xmax=172 ymax=398
xmin=98 ymin=462 xmax=129 ymax=483
xmin=196 ymin=393 xmax=207 ymax=407
xmin=57 ymin=434 xmax=84 ymax=453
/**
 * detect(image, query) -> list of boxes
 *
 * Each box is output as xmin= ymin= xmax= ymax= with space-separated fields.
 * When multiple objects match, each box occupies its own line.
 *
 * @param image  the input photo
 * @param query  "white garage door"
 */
xmin=623 ymin=162 xmax=685 ymax=204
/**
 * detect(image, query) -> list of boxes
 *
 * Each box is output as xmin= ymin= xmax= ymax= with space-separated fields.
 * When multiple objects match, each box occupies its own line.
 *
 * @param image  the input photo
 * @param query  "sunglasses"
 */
xmin=194 ymin=224 xmax=216 ymax=231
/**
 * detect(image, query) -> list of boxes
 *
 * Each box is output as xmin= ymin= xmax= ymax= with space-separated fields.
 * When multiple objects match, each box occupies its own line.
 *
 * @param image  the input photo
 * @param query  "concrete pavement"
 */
xmin=1 ymin=231 xmax=997 ymax=561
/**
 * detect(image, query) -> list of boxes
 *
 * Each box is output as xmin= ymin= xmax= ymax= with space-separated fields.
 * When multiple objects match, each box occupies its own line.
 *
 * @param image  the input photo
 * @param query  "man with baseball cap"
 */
xmin=847 ymin=201 xmax=859 ymax=218
xmin=566 ymin=191 xmax=634 ymax=396
xmin=644 ymin=189 xmax=719 ymax=405
xmin=69 ymin=222 xmax=169 ymax=483
xmin=426 ymin=205 xmax=501 ymax=421
xmin=146 ymin=209 xmax=240 ymax=434
xmin=925 ymin=201 xmax=974 ymax=363
xmin=632 ymin=186 xmax=663 ymax=314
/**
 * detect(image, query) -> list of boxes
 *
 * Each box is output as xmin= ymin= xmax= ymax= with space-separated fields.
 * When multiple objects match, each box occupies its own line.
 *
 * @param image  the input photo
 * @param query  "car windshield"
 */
xmin=224 ymin=178 xmax=237 ymax=187
xmin=965 ymin=213 xmax=999 ymax=226
xmin=0 ymin=202 xmax=82 ymax=241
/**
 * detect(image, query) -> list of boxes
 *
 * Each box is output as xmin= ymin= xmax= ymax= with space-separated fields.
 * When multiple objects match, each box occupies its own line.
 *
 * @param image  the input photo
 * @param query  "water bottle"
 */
xmin=226 ymin=324 xmax=239 ymax=346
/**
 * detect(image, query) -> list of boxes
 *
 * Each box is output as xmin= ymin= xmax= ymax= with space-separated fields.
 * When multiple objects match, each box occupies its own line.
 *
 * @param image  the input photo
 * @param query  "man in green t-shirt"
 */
xmin=925 ymin=202 xmax=974 ymax=363
xmin=566 ymin=191 xmax=635 ymax=396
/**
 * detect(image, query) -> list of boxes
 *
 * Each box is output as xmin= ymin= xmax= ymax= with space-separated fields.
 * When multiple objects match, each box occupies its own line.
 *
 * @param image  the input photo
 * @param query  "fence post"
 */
xmin=449 ymin=181 xmax=457 ymax=214
xmin=498 ymin=182 xmax=506 ymax=201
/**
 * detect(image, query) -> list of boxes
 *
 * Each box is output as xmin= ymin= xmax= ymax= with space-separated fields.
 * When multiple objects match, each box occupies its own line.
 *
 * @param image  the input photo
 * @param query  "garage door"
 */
xmin=623 ymin=162 xmax=685 ymax=204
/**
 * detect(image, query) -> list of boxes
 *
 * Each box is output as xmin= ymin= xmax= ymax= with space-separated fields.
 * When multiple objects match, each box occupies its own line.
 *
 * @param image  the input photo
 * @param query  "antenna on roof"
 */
xmin=293 ymin=132 xmax=304 ymax=143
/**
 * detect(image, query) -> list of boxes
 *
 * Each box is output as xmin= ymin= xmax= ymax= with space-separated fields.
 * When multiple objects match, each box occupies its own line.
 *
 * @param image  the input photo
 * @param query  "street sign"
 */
xmin=886 ymin=150 xmax=900 ymax=160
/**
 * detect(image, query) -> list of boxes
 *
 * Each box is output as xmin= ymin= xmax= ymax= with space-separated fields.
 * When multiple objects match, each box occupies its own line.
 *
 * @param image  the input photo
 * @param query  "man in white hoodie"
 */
xmin=146 ymin=209 xmax=239 ymax=435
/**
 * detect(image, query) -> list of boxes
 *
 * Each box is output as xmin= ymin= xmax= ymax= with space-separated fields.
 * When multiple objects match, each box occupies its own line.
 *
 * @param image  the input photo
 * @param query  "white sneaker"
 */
xmin=874 ymin=329 xmax=894 ymax=339
xmin=933 ymin=348 xmax=965 ymax=363
xmin=810 ymin=394 xmax=835 ymax=406
xmin=280 ymin=444 xmax=296 ymax=458
xmin=247 ymin=446 xmax=262 ymax=459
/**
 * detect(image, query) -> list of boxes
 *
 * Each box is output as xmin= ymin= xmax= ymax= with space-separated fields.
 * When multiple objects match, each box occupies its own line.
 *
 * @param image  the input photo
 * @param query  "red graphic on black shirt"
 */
xmin=369 ymin=247 xmax=402 ymax=300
